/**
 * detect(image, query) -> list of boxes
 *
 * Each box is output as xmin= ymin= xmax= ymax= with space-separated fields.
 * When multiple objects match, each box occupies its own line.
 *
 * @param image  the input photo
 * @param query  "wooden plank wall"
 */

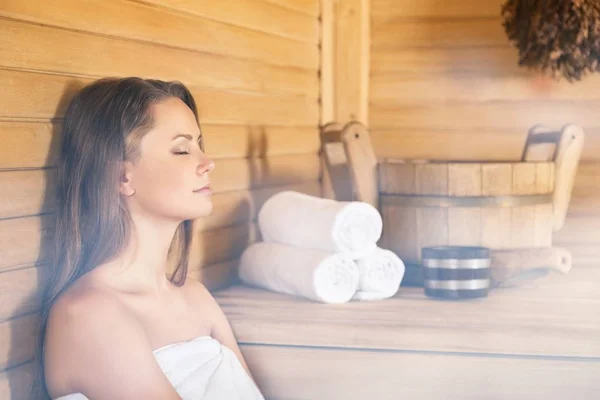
xmin=370 ymin=0 xmax=600 ymax=267
xmin=0 ymin=1 xmax=320 ymax=398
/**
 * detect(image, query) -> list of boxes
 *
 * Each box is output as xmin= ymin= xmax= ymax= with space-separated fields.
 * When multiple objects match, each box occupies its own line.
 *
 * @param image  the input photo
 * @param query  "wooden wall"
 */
xmin=0 ymin=1 xmax=320 ymax=397
xmin=370 ymin=0 xmax=600 ymax=267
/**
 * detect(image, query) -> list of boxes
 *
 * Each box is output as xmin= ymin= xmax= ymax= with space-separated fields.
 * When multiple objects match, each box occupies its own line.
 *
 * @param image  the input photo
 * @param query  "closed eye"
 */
xmin=174 ymin=151 xmax=189 ymax=155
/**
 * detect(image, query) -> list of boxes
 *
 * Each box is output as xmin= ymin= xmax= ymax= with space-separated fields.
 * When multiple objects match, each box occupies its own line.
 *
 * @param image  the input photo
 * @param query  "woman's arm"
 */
xmin=45 ymin=292 xmax=182 ymax=400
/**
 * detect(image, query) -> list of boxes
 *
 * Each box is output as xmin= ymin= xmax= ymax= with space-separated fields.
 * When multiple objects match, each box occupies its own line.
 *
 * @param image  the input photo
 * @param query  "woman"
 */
xmin=34 ymin=77 xmax=264 ymax=399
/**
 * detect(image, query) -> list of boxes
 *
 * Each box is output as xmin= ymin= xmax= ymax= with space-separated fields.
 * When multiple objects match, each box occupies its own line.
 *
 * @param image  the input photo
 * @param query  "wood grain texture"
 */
xmin=372 ymin=17 xmax=507 ymax=48
xmin=0 ymin=314 xmax=38 ymax=371
xmin=241 ymin=344 xmax=600 ymax=400
xmin=0 ymin=215 xmax=53 ymax=272
xmin=0 ymin=70 xmax=319 ymax=124
xmin=214 ymin=267 xmax=600 ymax=359
xmin=0 ymin=266 xmax=46 ymax=323
xmin=0 ymin=18 xmax=318 ymax=98
xmin=370 ymin=0 xmax=504 ymax=18
xmin=262 ymin=0 xmax=319 ymax=16
xmin=370 ymin=129 xmax=600 ymax=162
xmin=138 ymin=0 xmax=319 ymax=43
xmin=371 ymin=72 xmax=600 ymax=102
xmin=370 ymin=101 xmax=600 ymax=130
xmin=0 ymin=0 xmax=319 ymax=69
xmin=371 ymin=47 xmax=522 ymax=74
xmin=334 ymin=0 xmax=370 ymax=124
xmin=320 ymin=0 xmax=334 ymax=124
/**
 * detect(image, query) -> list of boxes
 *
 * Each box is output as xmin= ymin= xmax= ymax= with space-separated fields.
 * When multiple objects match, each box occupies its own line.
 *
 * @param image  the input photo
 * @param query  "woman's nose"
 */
xmin=197 ymin=155 xmax=215 ymax=175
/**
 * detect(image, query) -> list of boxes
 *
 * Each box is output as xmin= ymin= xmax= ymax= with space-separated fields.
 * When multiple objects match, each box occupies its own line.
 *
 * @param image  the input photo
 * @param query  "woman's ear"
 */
xmin=119 ymin=161 xmax=136 ymax=197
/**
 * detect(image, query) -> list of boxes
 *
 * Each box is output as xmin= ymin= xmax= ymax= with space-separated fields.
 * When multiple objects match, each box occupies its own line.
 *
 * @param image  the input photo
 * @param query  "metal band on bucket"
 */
xmin=381 ymin=194 xmax=552 ymax=208
xmin=422 ymin=258 xmax=490 ymax=270
xmin=424 ymin=279 xmax=491 ymax=291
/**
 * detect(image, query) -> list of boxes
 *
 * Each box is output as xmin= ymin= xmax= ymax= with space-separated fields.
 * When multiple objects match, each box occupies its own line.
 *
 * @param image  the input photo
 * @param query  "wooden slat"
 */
xmin=187 ymin=222 xmax=259 ymax=269
xmin=565 ymin=244 xmax=600 ymax=266
xmin=320 ymin=0 xmax=334 ymax=124
xmin=0 ymin=314 xmax=38 ymax=371
xmin=0 ymin=170 xmax=55 ymax=219
xmin=0 ymin=215 xmax=52 ymax=272
xmin=262 ymin=0 xmax=319 ymax=16
xmin=371 ymin=129 xmax=600 ymax=162
xmin=371 ymin=0 xmax=504 ymax=18
xmin=568 ymin=194 xmax=600 ymax=215
xmin=554 ymin=216 xmax=600 ymax=244
xmin=370 ymin=101 xmax=600 ymax=131
xmin=334 ymin=0 xmax=370 ymax=123
xmin=215 ymin=267 xmax=600 ymax=358
xmin=371 ymin=47 xmax=522 ymax=74
xmin=480 ymin=164 xmax=512 ymax=248
xmin=0 ymin=0 xmax=318 ymax=69
xmin=0 ymin=122 xmax=319 ymax=170
xmin=371 ymin=72 xmax=600 ymax=102
xmin=0 ymin=361 xmax=35 ymax=400
xmin=208 ymin=153 xmax=321 ymax=193
xmin=0 ymin=19 xmax=318 ymax=98
xmin=569 ymin=163 xmax=600 ymax=213
xmin=204 ymin=125 xmax=319 ymax=159
xmin=139 ymin=0 xmax=319 ymax=43
xmin=240 ymin=344 xmax=600 ymax=400
xmin=0 ymin=267 xmax=47 ymax=322
xmin=0 ymin=121 xmax=58 ymax=170
xmin=0 ymin=70 xmax=319 ymax=125
xmin=372 ymin=17 xmax=507 ymax=48
xmin=186 ymin=259 xmax=241 ymax=290
xmin=447 ymin=164 xmax=482 ymax=246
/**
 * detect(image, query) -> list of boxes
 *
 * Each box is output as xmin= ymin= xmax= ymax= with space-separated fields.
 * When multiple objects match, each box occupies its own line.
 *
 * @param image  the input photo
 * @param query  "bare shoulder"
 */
xmin=44 ymin=286 xmax=181 ymax=399
xmin=181 ymin=278 xmax=215 ymax=309
xmin=180 ymin=279 xmax=224 ymax=327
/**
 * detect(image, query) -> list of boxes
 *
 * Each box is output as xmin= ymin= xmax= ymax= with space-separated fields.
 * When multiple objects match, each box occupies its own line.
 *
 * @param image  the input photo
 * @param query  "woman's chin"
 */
xmin=192 ymin=201 xmax=213 ymax=219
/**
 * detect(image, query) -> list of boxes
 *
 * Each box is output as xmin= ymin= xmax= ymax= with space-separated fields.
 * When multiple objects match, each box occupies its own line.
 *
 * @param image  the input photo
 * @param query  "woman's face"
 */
xmin=121 ymin=96 xmax=215 ymax=221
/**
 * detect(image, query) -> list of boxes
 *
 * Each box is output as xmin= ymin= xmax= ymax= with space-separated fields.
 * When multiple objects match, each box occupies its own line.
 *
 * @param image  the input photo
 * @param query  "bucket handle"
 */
xmin=521 ymin=124 xmax=585 ymax=232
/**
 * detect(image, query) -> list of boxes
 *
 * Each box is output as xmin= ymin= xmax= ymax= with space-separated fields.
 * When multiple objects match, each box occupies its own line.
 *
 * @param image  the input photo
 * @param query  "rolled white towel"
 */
xmin=238 ymin=242 xmax=360 ymax=304
xmin=258 ymin=191 xmax=383 ymax=259
xmin=352 ymin=247 xmax=405 ymax=301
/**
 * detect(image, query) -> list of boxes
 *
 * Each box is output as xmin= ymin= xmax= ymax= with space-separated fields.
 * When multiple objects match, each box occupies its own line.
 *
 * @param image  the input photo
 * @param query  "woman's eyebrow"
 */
xmin=171 ymin=132 xmax=202 ymax=141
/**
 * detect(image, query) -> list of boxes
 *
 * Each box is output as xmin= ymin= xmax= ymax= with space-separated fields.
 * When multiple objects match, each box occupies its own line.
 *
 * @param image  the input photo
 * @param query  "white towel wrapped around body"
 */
xmin=54 ymin=336 xmax=264 ymax=400
xmin=258 ymin=191 xmax=383 ymax=259
xmin=239 ymin=242 xmax=360 ymax=304
xmin=352 ymin=247 xmax=406 ymax=301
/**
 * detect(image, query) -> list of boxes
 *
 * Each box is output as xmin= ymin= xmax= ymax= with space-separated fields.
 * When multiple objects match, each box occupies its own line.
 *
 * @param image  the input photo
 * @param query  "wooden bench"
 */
xmin=215 ymin=266 xmax=600 ymax=400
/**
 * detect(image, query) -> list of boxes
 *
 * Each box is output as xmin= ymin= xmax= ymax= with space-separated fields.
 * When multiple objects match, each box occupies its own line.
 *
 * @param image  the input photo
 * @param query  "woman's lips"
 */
xmin=193 ymin=186 xmax=212 ymax=195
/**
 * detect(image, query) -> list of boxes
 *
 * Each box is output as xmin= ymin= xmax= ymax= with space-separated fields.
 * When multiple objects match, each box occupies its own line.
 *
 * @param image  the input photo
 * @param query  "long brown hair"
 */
xmin=33 ymin=77 xmax=201 ymax=399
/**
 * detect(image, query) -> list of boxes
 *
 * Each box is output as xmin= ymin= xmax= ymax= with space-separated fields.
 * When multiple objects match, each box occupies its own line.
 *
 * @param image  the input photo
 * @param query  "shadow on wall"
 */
xmin=7 ymin=80 xmax=85 ymax=399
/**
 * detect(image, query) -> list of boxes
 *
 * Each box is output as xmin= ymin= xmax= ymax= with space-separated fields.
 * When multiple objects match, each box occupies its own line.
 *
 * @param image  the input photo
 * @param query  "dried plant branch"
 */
xmin=502 ymin=0 xmax=600 ymax=81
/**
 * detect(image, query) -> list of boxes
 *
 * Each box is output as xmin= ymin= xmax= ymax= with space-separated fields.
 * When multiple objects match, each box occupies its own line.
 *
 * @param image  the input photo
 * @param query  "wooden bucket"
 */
xmin=320 ymin=122 xmax=585 ymax=265
xmin=379 ymin=159 xmax=555 ymax=264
